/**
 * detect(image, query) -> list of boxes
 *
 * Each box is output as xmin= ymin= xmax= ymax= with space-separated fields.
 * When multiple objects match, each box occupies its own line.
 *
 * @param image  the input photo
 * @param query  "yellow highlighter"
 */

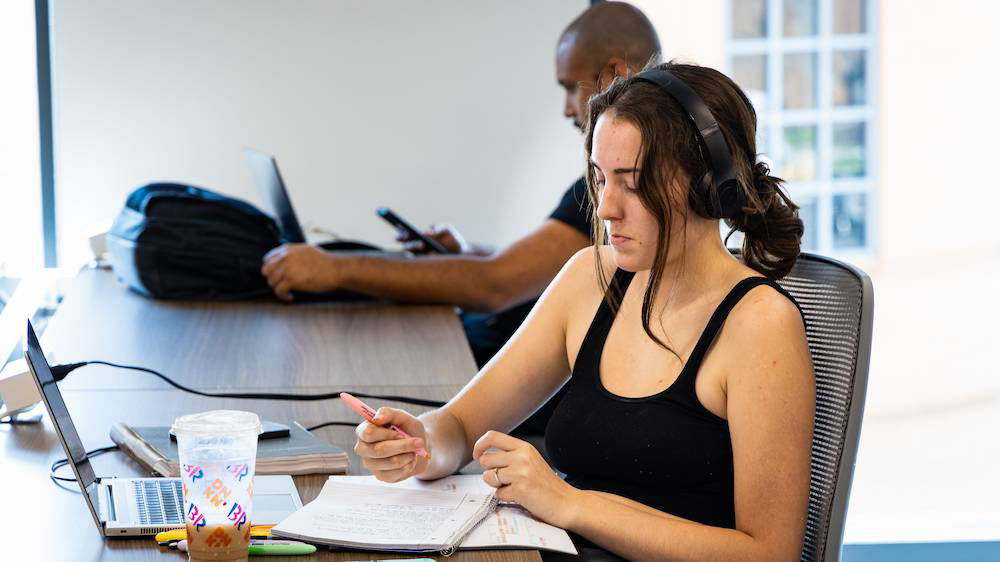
xmin=156 ymin=525 xmax=273 ymax=545
xmin=155 ymin=529 xmax=186 ymax=544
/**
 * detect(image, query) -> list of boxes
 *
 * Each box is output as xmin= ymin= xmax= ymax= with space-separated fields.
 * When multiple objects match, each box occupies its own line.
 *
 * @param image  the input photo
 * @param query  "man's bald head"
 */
xmin=556 ymin=2 xmax=660 ymax=130
xmin=560 ymin=2 xmax=661 ymax=75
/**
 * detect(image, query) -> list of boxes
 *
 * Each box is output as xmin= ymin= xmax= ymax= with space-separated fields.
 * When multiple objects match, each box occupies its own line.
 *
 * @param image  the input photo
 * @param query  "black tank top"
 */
xmin=545 ymin=269 xmax=801 ymax=530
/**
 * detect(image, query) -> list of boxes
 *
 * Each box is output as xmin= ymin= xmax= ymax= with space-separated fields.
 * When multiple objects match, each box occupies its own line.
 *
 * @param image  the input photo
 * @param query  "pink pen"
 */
xmin=340 ymin=392 xmax=430 ymax=458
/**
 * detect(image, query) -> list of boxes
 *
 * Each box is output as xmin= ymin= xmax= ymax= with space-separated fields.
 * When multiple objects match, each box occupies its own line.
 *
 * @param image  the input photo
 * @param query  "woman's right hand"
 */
xmin=353 ymin=408 xmax=431 ymax=482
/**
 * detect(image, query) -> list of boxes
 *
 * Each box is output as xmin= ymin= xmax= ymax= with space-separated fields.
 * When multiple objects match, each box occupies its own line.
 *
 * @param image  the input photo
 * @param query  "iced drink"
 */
xmin=172 ymin=410 xmax=261 ymax=561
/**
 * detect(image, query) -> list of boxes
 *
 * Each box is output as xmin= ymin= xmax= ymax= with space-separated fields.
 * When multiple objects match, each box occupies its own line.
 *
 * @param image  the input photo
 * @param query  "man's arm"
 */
xmin=260 ymin=219 xmax=590 ymax=312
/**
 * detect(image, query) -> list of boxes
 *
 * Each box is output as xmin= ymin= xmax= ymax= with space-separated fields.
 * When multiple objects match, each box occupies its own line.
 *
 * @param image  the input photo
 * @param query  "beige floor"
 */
xmin=843 ymin=248 xmax=1000 ymax=543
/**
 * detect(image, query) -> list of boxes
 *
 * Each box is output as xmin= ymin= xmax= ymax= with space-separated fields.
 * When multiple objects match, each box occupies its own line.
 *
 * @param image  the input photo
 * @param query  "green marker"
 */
xmin=248 ymin=539 xmax=317 ymax=556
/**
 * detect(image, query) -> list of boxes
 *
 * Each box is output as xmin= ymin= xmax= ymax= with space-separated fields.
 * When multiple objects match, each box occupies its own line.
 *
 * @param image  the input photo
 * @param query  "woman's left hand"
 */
xmin=473 ymin=430 xmax=579 ymax=529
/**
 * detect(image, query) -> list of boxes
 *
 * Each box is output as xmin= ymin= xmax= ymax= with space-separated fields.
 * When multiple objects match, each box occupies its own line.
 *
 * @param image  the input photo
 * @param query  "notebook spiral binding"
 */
xmin=439 ymin=494 xmax=500 ymax=557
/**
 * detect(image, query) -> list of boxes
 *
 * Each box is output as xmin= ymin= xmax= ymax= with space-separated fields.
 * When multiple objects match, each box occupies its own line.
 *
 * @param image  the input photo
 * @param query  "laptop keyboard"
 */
xmin=132 ymin=480 xmax=184 ymax=526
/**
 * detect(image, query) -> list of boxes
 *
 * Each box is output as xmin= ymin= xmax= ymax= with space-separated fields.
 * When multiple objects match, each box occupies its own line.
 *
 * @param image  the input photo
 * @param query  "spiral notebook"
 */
xmin=329 ymin=474 xmax=578 ymax=554
xmin=271 ymin=478 xmax=498 ymax=554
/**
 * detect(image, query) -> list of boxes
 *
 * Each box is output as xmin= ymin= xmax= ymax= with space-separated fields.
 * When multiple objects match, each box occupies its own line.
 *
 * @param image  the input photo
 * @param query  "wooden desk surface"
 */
xmin=48 ymin=269 xmax=477 ymax=393
xmin=0 ymin=269 xmax=540 ymax=562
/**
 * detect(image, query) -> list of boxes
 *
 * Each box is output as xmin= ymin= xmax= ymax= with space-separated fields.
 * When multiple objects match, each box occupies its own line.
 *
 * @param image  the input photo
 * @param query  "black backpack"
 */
xmin=107 ymin=183 xmax=284 ymax=300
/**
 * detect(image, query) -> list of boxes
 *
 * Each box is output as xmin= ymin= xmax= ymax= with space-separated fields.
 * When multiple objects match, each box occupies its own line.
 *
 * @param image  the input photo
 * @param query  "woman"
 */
xmin=354 ymin=61 xmax=815 ymax=561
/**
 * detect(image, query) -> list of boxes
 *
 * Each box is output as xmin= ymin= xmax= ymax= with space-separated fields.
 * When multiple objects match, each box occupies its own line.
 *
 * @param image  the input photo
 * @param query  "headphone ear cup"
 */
xmin=701 ymin=171 xmax=725 ymax=219
xmin=715 ymin=178 xmax=743 ymax=219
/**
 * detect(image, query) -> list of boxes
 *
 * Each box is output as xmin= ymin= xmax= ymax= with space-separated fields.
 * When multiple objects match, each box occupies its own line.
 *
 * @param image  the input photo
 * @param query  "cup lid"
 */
xmin=171 ymin=410 xmax=262 ymax=436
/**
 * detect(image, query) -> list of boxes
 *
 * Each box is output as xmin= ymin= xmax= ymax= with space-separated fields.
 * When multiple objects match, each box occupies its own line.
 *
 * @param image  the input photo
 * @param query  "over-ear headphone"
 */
xmin=632 ymin=69 xmax=744 ymax=220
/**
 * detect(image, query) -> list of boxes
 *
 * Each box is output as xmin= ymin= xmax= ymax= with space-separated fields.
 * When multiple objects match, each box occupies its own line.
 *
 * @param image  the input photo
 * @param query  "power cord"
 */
xmin=51 ymin=361 xmax=446 ymax=407
xmin=44 ymin=361 xmax=433 ymax=486
xmin=50 ymin=445 xmax=119 ymax=485
xmin=49 ymin=420 xmax=357 ymax=484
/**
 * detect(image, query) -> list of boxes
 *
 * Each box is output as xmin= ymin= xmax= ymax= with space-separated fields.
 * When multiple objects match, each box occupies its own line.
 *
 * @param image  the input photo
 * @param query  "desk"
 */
xmin=0 ymin=269 xmax=541 ymax=561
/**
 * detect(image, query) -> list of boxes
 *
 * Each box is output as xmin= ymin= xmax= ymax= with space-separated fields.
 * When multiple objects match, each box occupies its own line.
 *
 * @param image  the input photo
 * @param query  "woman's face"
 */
xmin=591 ymin=113 xmax=664 ymax=272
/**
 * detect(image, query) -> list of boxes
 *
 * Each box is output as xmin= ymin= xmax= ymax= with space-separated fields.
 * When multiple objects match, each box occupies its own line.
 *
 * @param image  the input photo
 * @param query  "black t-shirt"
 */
xmin=548 ymin=176 xmax=592 ymax=238
xmin=462 ymin=177 xmax=592 ymax=367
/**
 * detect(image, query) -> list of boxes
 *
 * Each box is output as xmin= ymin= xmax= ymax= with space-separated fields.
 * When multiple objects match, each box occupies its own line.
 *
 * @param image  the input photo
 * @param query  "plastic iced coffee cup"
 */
xmin=172 ymin=410 xmax=262 ymax=562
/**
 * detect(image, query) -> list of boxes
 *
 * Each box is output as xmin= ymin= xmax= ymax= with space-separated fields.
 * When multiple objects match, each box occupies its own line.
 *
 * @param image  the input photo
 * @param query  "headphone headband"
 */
xmin=632 ymin=68 xmax=742 ymax=219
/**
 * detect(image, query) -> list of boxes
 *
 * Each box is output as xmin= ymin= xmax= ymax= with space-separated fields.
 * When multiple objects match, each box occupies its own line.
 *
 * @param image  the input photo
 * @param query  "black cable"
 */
xmin=50 ymin=445 xmax=119 ymax=485
xmin=305 ymin=421 xmax=357 ymax=431
xmin=54 ymin=361 xmax=446 ymax=408
xmin=0 ymin=417 xmax=42 ymax=425
xmin=44 ymin=360 xmax=435 ymax=486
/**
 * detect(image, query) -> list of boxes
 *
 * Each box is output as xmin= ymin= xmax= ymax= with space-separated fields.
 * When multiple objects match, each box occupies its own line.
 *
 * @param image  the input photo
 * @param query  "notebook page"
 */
xmin=329 ymin=475 xmax=577 ymax=554
xmin=461 ymin=504 xmax=576 ymax=554
xmin=273 ymin=480 xmax=493 ymax=550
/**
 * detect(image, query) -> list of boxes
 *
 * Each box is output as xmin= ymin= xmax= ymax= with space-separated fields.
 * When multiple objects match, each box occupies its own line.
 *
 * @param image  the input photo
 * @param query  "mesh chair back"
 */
xmin=776 ymin=252 xmax=874 ymax=562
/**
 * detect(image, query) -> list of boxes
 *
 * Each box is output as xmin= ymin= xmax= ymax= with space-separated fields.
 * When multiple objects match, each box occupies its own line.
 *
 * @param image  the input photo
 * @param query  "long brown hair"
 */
xmin=584 ymin=60 xmax=803 ymax=350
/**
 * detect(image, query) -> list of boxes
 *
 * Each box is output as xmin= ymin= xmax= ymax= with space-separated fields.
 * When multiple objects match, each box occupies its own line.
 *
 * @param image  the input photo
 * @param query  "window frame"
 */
xmin=36 ymin=0 xmax=57 ymax=267
xmin=724 ymin=0 xmax=879 ymax=258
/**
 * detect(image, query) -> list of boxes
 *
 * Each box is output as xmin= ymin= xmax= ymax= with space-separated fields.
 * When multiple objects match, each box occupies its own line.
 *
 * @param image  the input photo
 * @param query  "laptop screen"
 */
xmin=244 ymin=147 xmax=307 ymax=244
xmin=24 ymin=321 xmax=104 ymax=533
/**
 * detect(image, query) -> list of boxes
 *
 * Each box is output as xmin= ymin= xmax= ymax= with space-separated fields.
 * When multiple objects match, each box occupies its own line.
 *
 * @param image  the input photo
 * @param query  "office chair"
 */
xmin=776 ymin=252 xmax=874 ymax=562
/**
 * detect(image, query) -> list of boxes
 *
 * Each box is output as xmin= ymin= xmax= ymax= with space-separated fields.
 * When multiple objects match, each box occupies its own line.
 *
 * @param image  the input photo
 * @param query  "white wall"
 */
xmin=630 ymin=0 xmax=725 ymax=69
xmin=877 ymin=0 xmax=1000 ymax=262
xmin=52 ymin=1 xmax=587 ymax=266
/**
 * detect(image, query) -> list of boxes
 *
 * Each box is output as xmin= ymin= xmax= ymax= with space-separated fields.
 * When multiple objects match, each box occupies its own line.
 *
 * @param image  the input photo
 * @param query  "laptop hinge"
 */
xmin=98 ymin=479 xmax=116 ymax=524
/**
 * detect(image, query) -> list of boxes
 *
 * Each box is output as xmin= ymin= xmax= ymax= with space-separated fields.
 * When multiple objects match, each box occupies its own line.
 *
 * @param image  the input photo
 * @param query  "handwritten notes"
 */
xmin=271 ymin=480 xmax=496 ymax=552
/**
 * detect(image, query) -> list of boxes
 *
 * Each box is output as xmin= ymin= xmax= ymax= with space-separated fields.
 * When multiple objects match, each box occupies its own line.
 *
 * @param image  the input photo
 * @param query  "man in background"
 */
xmin=262 ymin=1 xmax=660 ymax=431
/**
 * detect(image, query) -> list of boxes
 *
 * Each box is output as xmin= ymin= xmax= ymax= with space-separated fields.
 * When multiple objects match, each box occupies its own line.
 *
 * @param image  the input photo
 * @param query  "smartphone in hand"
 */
xmin=376 ymin=207 xmax=451 ymax=254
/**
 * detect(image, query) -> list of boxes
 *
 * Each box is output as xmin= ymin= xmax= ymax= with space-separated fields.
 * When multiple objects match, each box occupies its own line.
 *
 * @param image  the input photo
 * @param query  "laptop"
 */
xmin=243 ymin=147 xmax=309 ymax=244
xmin=23 ymin=320 xmax=304 ymax=537
xmin=242 ymin=147 xmax=389 ymax=307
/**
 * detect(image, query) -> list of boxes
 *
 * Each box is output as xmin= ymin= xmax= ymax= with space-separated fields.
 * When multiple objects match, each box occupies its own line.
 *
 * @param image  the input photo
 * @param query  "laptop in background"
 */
xmin=243 ymin=147 xmax=308 ymax=244
xmin=242 ymin=147 xmax=390 ymax=261
xmin=23 ymin=320 xmax=303 ymax=537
